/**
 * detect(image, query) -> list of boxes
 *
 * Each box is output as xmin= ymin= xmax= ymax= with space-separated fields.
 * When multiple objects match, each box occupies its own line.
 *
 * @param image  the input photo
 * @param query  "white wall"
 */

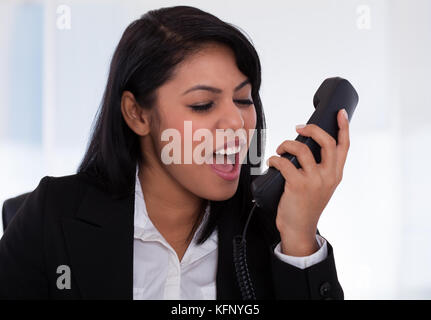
xmin=0 ymin=0 xmax=430 ymax=299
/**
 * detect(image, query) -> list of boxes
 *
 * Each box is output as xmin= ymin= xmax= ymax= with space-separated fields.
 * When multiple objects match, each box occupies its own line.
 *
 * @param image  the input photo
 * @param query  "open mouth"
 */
xmin=208 ymin=145 xmax=242 ymax=181
xmin=212 ymin=146 xmax=240 ymax=165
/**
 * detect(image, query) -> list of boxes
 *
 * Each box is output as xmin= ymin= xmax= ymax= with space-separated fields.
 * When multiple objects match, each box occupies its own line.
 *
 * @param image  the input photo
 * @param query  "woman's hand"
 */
xmin=267 ymin=109 xmax=350 ymax=257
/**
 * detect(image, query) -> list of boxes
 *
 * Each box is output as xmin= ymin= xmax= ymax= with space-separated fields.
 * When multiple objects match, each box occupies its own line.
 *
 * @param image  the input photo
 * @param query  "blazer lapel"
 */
xmin=61 ymin=176 xmax=135 ymax=299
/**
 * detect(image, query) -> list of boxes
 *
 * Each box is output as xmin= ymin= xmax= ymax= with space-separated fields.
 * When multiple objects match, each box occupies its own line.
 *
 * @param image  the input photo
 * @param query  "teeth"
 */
xmin=214 ymin=145 xmax=241 ymax=156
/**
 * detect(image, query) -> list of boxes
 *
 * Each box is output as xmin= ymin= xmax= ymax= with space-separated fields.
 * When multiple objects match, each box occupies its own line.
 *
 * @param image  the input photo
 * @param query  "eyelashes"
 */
xmin=188 ymin=99 xmax=254 ymax=113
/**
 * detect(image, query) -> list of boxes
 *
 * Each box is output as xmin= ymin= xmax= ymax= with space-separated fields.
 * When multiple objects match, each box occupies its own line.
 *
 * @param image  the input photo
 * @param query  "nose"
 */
xmin=216 ymin=100 xmax=245 ymax=131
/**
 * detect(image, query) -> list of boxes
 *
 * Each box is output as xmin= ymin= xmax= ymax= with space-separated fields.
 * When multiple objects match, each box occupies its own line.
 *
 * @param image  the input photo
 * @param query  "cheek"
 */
xmin=157 ymin=118 xmax=210 ymax=174
xmin=245 ymin=106 xmax=257 ymax=129
xmin=157 ymin=117 xmax=187 ymax=156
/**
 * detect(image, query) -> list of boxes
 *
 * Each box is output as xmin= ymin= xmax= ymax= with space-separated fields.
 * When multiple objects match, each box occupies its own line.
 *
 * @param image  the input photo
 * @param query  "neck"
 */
xmin=137 ymin=161 xmax=207 ymax=245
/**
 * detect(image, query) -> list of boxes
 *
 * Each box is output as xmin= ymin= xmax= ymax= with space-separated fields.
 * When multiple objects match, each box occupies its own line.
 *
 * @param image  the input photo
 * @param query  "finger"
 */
xmin=336 ymin=108 xmax=350 ymax=171
xmin=295 ymin=123 xmax=337 ymax=170
xmin=267 ymin=155 xmax=302 ymax=185
xmin=275 ymin=140 xmax=317 ymax=174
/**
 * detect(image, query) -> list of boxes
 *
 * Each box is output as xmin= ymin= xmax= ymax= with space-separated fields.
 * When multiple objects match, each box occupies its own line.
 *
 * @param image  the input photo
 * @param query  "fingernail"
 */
xmin=342 ymin=109 xmax=348 ymax=120
xmin=296 ymin=124 xmax=306 ymax=130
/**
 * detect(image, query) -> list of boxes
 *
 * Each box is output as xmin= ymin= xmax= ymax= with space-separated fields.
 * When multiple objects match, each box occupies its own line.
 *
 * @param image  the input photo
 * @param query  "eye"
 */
xmin=234 ymin=99 xmax=254 ymax=106
xmin=187 ymin=99 xmax=253 ymax=113
xmin=188 ymin=102 xmax=214 ymax=113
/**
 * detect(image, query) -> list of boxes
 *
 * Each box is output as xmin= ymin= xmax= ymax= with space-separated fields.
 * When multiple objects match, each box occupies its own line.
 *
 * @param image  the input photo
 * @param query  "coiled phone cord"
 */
xmin=232 ymin=200 xmax=258 ymax=300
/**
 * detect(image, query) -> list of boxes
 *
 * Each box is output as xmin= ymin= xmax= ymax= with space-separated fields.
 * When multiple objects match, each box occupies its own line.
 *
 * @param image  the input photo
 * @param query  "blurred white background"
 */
xmin=0 ymin=0 xmax=430 ymax=299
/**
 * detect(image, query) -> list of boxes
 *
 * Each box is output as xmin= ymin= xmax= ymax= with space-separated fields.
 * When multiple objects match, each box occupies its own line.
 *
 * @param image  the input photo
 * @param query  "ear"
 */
xmin=121 ymin=91 xmax=151 ymax=136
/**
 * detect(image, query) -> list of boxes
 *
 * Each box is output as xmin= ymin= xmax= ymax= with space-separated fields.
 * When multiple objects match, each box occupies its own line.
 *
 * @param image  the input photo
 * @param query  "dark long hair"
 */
xmin=78 ymin=5 xmax=267 ymax=244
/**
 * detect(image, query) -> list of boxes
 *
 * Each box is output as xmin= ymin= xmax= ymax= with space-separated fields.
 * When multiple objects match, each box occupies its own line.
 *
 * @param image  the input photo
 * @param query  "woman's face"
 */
xmin=145 ymin=42 xmax=257 ymax=201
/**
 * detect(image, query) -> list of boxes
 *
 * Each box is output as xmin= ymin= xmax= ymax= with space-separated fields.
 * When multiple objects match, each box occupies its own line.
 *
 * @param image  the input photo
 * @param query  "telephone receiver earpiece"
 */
xmin=250 ymin=77 xmax=359 ymax=214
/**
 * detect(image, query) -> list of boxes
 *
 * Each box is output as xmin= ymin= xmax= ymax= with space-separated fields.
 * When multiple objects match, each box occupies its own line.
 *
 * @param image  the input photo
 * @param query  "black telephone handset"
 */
xmin=251 ymin=77 xmax=359 ymax=214
xmin=233 ymin=77 xmax=359 ymax=300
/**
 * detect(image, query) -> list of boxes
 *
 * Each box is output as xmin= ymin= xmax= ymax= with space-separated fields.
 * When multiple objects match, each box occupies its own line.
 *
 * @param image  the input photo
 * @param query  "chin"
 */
xmin=201 ymin=182 xmax=239 ymax=201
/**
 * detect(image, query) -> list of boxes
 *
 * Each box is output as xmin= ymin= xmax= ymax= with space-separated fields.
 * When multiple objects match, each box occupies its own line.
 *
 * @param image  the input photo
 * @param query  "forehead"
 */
xmin=164 ymin=43 xmax=249 ymax=92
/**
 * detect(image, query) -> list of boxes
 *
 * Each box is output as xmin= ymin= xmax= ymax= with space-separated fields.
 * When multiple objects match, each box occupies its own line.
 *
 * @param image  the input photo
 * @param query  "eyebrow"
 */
xmin=182 ymin=79 xmax=251 ymax=95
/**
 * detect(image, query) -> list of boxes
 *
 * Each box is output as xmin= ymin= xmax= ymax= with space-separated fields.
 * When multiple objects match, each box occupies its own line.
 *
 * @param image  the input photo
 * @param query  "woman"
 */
xmin=0 ymin=5 xmax=347 ymax=299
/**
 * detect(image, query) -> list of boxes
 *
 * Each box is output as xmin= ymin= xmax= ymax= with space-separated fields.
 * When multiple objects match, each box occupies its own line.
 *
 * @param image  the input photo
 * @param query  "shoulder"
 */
xmin=33 ymin=173 xmax=88 ymax=202
xmin=0 ymin=173 xmax=98 ymax=298
xmin=40 ymin=170 xmax=112 ymax=195
xmin=18 ymin=172 xmax=107 ymax=222
xmin=2 ymin=172 xmax=115 ymax=244
xmin=42 ymin=173 xmax=110 ymax=211
xmin=40 ymin=171 xmax=98 ymax=191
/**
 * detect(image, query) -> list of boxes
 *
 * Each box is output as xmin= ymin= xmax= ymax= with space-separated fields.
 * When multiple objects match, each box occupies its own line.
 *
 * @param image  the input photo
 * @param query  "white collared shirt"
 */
xmin=133 ymin=170 xmax=328 ymax=300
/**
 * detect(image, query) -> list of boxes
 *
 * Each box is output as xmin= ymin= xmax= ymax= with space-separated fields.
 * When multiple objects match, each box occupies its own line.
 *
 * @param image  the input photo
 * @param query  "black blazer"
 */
xmin=0 ymin=173 xmax=344 ymax=300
